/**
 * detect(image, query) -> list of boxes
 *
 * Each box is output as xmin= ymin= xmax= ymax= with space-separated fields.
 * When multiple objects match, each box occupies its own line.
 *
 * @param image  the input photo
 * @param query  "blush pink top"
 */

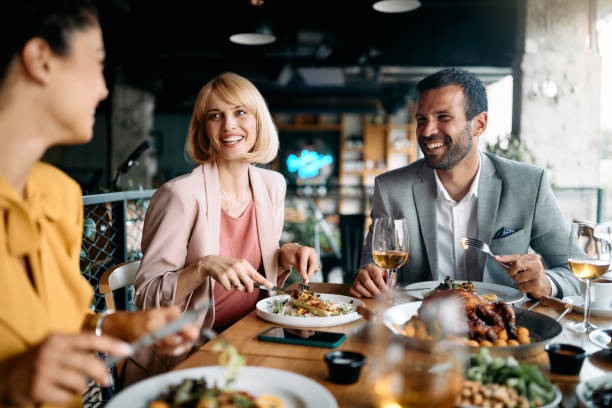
xmin=213 ymin=199 xmax=263 ymax=330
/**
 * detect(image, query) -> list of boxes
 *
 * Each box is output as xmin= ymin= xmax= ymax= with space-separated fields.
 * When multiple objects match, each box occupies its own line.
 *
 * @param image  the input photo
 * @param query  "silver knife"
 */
xmin=257 ymin=285 xmax=294 ymax=295
xmin=104 ymin=304 xmax=209 ymax=368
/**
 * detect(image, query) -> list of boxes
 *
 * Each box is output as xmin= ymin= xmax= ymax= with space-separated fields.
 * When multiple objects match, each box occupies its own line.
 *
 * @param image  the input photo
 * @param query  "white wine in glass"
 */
xmin=372 ymin=217 xmax=409 ymax=289
xmin=567 ymin=222 xmax=611 ymax=333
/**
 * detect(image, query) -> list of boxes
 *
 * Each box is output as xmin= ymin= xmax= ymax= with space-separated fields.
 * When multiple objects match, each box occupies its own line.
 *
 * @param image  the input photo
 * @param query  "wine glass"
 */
xmin=367 ymin=296 xmax=466 ymax=408
xmin=567 ymin=222 xmax=612 ymax=333
xmin=372 ymin=217 xmax=409 ymax=290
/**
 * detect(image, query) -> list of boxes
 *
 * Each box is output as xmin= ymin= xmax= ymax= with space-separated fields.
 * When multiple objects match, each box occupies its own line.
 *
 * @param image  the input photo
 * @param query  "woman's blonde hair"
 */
xmin=185 ymin=72 xmax=279 ymax=164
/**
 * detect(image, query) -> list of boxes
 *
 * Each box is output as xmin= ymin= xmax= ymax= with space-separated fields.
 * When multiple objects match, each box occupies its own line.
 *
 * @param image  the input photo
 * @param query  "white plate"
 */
xmin=577 ymin=373 xmax=612 ymax=408
xmin=107 ymin=366 xmax=338 ymax=408
xmin=256 ymin=294 xmax=364 ymax=327
xmin=401 ymin=280 xmax=527 ymax=304
xmin=561 ymin=296 xmax=612 ymax=317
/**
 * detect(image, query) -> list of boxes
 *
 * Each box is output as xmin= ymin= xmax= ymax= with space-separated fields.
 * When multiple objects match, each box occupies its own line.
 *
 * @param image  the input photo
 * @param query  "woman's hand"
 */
xmin=198 ymin=255 xmax=273 ymax=292
xmin=1 ymin=333 xmax=131 ymax=406
xmin=103 ymin=306 xmax=200 ymax=355
xmin=279 ymin=243 xmax=319 ymax=283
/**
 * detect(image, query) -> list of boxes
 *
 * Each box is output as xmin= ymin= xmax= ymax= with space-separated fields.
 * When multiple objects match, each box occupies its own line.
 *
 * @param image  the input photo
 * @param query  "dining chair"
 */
xmin=98 ymin=259 xmax=140 ymax=311
xmin=339 ymin=214 xmax=366 ymax=283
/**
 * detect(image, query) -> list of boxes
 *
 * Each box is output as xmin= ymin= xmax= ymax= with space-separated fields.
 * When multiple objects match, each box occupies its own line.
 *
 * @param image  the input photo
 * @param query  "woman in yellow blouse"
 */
xmin=0 ymin=1 xmax=198 ymax=406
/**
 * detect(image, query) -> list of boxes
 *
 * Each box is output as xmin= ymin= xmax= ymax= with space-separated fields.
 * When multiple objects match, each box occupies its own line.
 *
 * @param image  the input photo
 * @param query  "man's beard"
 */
xmin=422 ymin=124 xmax=473 ymax=171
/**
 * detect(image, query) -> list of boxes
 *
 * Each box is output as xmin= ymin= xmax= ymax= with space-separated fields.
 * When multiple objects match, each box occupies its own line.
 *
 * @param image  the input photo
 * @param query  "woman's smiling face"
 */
xmin=204 ymin=90 xmax=257 ymax=164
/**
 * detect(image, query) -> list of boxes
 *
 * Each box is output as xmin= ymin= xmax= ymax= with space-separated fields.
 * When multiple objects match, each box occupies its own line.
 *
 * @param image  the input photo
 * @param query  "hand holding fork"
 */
xmin=460 ymin=238 xmax=511 ymax=268
xmin=461 ymin=237 xmax=553 ymax=298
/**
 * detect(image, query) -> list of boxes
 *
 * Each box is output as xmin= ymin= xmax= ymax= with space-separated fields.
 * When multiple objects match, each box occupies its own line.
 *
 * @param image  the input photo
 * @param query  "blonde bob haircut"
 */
xmin=186 ymin=72 xmax=279 ymax=164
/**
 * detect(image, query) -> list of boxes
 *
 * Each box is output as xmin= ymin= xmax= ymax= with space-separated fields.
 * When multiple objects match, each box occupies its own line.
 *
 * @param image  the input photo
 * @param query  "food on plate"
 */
xmin=436 ymin=276 xmax=476 ymax=292
xmin=395 ymin=288 xmax=530 ymax=347
xmin=585 ymin=380 xmax=612 ymax=408
xmin=434 ymin=277 xmax=497 ymax=302
xmin=456 ymin=380 xmax=529 ymax=408
xmin=211 ymin=341 xmax=245 ymax=387
xmin=463 ymin=349 xmax=557 ymax=408
xmin=148 ymin=342 xmax=285 ymax=408
xmin=146 ymin=378 xmax=285 ymax=408
xmin=269 ymin=288 xmax=353 ymax=317
xmin=481 ymin=293 xmax=499 ymax=302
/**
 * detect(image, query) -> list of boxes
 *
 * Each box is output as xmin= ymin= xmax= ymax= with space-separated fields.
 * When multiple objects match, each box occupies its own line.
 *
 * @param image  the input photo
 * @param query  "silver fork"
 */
xmin=461 ymin=237 xmax=511 ymax=268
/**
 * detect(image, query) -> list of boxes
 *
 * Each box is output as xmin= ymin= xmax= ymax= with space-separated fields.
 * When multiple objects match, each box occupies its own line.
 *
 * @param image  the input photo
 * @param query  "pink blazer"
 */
xmin=127 ymin=162 xmax=286 ymax=382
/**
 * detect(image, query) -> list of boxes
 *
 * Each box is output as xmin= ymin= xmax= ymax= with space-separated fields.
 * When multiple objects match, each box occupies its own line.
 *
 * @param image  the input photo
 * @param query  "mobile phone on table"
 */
xmin=258 ymin=326 xmax=346 ymax=348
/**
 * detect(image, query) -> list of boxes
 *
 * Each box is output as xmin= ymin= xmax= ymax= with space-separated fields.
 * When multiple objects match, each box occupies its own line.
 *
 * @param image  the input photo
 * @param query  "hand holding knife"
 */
xmin=103 ymin=304 xmax=213 ymax=368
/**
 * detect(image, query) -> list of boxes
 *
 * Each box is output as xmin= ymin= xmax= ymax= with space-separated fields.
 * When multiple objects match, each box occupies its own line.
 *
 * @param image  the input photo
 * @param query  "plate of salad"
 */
xmin=456 ymin=349 xmax=561 ymax=408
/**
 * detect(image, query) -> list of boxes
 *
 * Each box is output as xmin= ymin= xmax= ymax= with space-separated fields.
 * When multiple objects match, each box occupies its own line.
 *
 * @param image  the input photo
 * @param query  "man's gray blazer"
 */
xmin=359 ymin=152 xmax=580 ymax=298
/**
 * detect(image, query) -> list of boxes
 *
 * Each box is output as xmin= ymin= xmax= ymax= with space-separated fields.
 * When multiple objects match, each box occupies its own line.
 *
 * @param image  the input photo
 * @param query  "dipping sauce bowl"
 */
xmin=545 ymin=343 xmax=587 ymax=375
xmin=324 ymin=351 xmax=367 ymax=384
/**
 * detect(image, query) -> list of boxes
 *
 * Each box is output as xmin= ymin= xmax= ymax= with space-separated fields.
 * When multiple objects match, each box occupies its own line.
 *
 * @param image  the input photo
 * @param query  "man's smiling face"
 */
xmin=415 ymin=85 xmax=476 ymax=171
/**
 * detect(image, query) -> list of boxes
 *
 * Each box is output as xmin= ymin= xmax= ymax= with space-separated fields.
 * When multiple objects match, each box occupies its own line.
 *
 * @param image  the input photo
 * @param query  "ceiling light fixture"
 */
xmin=229 ymin=23 xmax=276 ymax=45
xmin=229 ymin=1 xmax=276 ymax=45
xmin=372 ymin=0 xmax=421 ymax=13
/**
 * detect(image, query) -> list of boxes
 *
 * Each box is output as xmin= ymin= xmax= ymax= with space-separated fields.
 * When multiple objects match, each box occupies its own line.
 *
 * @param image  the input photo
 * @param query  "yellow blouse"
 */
xmin=0 ymin=162 xmax=92 ymax=407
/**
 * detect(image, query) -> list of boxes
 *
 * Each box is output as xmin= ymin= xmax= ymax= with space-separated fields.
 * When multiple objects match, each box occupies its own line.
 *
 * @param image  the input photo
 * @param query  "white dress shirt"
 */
xmin=434 ymin=154 xmax=481 ymax=281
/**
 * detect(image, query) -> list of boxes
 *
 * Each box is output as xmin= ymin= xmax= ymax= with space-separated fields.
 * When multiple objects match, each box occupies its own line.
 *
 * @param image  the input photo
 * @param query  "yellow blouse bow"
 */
xmin=0 ymin=176 xmax=60 ymax=256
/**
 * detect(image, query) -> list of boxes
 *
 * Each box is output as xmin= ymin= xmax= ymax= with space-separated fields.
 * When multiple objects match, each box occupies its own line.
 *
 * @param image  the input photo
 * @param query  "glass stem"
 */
xmin=387 ymin=269 xmax=396 ymax=289
xmin=583 ymin=279 xmax=592 ymax=326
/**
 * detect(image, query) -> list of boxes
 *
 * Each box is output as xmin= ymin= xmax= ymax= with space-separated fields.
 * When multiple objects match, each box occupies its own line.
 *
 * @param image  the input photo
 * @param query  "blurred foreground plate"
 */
xmin=577 ymin=373 xmax=612 ymax=408
xmin=107 ymin=366 xmax=338 ymax=408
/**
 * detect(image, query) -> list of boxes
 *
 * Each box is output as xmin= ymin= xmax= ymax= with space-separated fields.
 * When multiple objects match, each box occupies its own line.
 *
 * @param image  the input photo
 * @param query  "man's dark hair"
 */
xmin=0 ymin=0 xmax=98 ymax=85
xmin=416 ymin=68 xmax=488 ymax=121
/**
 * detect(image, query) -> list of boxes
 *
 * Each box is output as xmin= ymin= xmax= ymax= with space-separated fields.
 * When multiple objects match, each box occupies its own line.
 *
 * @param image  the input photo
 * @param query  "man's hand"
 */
xmin=350 ymin=264 xmax=388 ymax=298
xmin=494 ymin=254 xmax=552 ymax=298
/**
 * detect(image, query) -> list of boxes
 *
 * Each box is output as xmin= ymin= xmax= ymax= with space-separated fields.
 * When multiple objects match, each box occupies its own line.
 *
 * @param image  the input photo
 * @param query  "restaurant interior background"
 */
xmin=44 ymin=0 xmax=612 ymax=283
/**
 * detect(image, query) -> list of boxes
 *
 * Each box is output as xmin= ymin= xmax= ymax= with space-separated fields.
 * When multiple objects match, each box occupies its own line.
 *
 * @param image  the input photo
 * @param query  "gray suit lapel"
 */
xmin=475 ymin=154 xmax=501 ymax=280
xmin=414 ymin=164 xmax=438 ymax=279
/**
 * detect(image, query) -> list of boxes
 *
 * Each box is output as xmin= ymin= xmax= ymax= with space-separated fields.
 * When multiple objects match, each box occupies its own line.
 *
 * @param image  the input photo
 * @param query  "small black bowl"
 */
xmin=324 ymin=351 xmax=367 ymax=384
xmin=545 ymin=343 xmax=587 ymax=375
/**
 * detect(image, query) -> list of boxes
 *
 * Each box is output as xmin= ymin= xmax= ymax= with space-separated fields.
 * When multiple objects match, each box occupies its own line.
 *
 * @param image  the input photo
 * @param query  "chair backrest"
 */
xmin=98 ymin=260 xmax=140 ymax=310
xmin=339 ymin=214 xmax=366 ymax=283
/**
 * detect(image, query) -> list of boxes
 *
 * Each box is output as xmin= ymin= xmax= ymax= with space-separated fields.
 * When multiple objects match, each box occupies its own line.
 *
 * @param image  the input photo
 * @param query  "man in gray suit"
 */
xmin=350 ymin=68 xmax=579 ymax=299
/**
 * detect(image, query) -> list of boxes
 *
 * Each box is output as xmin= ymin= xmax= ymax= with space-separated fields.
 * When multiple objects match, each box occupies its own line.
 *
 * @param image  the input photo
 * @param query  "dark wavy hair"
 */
xmin=416 ymin=67 xmax=488 ymax=121
xmin=0 ymin=0 xmax=98 ymax=86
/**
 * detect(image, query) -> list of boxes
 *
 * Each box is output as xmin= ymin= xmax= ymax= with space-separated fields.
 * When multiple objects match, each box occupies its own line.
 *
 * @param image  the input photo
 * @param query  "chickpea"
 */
xmin=518 ymin=335 xmax=531 ymax=345
xmin=493 ymin=339 xmax=507 ymax=347
xmin=516 ymin=327 xmax=529 ymax=338
xmin=480 ymin=340 xmax=493 ymax=347
xmin=149 ymin=402 xmax=170 ymax=408
xmin=507 ymin=339 xmax=520 ymax=346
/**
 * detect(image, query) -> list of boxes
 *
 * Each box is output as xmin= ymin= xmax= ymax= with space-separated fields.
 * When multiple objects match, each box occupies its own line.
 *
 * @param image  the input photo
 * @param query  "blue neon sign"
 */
xmin=286 ymin=149 xmax=333 ymax=179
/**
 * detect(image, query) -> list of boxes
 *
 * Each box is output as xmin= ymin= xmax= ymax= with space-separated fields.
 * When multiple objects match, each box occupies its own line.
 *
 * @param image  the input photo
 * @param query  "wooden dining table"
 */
xmin=174 ymin=282 xmax=612 ymax=407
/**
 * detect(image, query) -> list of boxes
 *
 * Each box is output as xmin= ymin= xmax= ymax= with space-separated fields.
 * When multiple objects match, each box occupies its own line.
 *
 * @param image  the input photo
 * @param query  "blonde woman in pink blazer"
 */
xmin=127 ymin=72 xmax=319 ymax=382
